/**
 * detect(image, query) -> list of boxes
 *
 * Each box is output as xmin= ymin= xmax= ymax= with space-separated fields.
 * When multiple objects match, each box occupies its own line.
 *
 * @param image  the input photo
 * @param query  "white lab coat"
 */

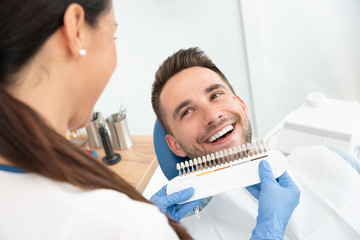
xmin=0 ymin=171 xmax=178 ymax=239
xmin=181 ymin=146 xmax=360 ymax=240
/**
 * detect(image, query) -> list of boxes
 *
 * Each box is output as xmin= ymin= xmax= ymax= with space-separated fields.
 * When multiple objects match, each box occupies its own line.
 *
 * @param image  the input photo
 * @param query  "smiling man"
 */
xmin=150 ymin=47 xmax=360 ymax=240
xmin=152 ymin=50 xmax=252 ymax=159
xmin=151 ymin=47 xmax=302 ymax=239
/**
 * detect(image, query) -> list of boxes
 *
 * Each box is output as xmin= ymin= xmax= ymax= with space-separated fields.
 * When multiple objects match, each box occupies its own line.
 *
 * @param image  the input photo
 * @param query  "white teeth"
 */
xmin=209 ymin=125 xmax=234 ymax=142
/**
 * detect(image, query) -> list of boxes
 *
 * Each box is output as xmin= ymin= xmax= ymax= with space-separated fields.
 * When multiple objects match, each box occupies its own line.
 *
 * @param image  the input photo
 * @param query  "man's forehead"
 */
xmin=162 ymin=69 xmax=205 ymax=96
xmin=161 ymin=67 xmax=228 ymax=96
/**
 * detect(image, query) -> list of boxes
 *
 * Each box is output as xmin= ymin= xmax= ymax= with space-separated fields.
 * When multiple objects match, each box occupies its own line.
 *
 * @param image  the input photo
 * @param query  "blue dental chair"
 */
xmin=153 ymin=120 xmax=190 ymax=180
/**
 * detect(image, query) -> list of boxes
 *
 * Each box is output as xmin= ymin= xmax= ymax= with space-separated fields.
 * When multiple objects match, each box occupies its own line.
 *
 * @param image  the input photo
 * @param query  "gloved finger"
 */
xmin=277 ymin=172 xmax=300 ymax=190
xmin=164 ymin=187 xmax=195 ymax=206
xmin=258 ymin=160 xmax=277 ymax=184
xmin=175 ymin=198 xmax=204 ymax=221
xmin=158 ymin=184 xmax=168 ymax=196
xmin=150 ymin=185 xmax=168 ymax=201
xmin=246 ymin=184 xmax=260 ymax=199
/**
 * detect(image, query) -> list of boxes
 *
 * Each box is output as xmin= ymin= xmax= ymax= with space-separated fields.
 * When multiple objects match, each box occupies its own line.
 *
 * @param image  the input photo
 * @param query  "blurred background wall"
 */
xmin=93 ymin=0 xmax=360 ymax=138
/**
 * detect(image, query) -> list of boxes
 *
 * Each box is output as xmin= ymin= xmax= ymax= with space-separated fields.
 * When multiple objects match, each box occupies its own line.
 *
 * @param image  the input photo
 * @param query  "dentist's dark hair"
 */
xmin=151 ymin=47 xmax=236 ymax=134
xmin=0 ymin=1 xmax=191 ymax=238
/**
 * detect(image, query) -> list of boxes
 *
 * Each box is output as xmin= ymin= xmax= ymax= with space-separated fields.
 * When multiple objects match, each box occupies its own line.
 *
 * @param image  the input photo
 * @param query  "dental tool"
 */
xmin=166 ymin=140 xmax=287 ymax=203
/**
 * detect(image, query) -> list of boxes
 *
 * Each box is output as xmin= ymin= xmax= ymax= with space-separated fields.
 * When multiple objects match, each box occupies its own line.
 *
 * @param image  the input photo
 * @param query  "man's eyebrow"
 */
xmin=204 ymin=84 xmax=226 ymax=94
xmin=173 ymin=99 xmax=191 ymax=120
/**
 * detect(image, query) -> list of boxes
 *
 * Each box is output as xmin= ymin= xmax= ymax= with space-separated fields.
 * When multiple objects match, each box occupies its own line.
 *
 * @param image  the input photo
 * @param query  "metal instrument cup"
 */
xmin=85 ymin=112 xmax=103 ymax=149
xmin=106 ymin=113 xmax=133 ymax=150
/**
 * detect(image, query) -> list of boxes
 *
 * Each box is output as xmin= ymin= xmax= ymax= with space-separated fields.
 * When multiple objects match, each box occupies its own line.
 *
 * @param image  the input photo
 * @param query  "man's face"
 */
xmin=160 ymin=67 xmax=252 ymax=159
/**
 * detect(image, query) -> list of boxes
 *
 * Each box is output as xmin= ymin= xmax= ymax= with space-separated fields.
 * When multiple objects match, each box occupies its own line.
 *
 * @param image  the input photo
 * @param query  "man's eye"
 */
xmin=211 ymin=92 xmax=221 ymax=100
xmin=181 ymin=109 xmax=192 ymax=118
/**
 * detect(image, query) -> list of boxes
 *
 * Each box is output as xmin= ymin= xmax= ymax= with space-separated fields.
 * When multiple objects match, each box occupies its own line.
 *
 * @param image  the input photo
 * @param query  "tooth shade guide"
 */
xmin=198 ymin=157 xmax=203 ymax=170
xmin=246 ymin=143 xmax=252 ymax=157
xmin=207 ymin=154 xmax=212 ymax=168
xmin=199 ymin=157 xmax=204 ymax=170
xmin=257 ymin=143 xmax=262 ymax=154
xmin=180 ymin=162 xmax=185 ymax=175
xmin=177 ymin=163 xmax=182 ymax=176
xmin=228 ymin=148 xmax=234 ymax=162
xmin=241 ymin=144 xmax=248 ymax=158
xmin=176 ymin=139 xmax=268 ymax=177
xmin=236 ymin=145 xmax=242 ymax=159
xmin=261 ymin=139 xmax=267 ymax=152
xmin=223 ymin=149 xmax=229 ymax=163
xmin=193 ymin=158 xmax=199 ymax=171
xmin=210 ymin=153 xmax=216 ymax=166
xmin=215 ymin=152 xmax=220 ymax=165
xmin=252 ymin=142 xmax=257 ymax=155
xmin=219 ymin=151 xmax=225 ymax=164
xmin=191 ymin=153 xmax=269 ymax=177
xmin=232 ymin=147 xmax=237 ymax=161
xmin=205 ymin=155 xmax=210 ymax=168
xmin=168 ymin=149 xmax=286 ymax=203
xmin=185 ymin=161 xmax=190 ymax=174
xmin=202 ymin=156 xmax=207 ymax=169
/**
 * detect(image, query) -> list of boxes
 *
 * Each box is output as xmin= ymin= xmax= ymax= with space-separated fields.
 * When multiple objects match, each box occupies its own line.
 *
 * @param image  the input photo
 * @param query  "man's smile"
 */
xmin=205 ymin=123 xmax=237 ymax=147
xmin=207 ymin=124 xmax=234 ymax=143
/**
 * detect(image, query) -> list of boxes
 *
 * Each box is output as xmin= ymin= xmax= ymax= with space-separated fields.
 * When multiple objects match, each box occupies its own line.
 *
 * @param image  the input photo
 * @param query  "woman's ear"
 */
xmin=236 ymin=96 xmax=249 ymax=116
xmin=60 ymin=3 xmax=86 ymax=58
xmin=165 ymin=134 xmax=187 ymax=157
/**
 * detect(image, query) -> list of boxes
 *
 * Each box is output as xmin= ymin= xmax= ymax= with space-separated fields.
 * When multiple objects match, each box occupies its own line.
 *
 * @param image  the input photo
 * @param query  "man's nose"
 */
xmin=201 ymin=105 xmax=222 ymax=127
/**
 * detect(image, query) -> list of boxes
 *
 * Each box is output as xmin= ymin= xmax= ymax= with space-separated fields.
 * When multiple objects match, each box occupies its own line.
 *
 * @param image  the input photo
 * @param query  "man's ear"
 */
xmin=165 ymin=134 xmax=187 ymax=157
xmin=236 ymin=96 xmax=249 ymax=117
xmin=60 ymin=3 xmax=86 ymax=58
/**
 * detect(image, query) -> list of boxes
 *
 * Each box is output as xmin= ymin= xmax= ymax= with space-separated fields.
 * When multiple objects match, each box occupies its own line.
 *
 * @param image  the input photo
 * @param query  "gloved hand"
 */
xmin=246 ymin=160 xmax=300 ymax=240
xmin=150 ymin=185 xmax=203 ymax=222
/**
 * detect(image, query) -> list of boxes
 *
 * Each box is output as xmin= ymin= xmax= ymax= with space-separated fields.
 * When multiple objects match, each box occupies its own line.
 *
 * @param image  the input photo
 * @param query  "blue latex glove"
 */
xmin=150 ymin=185 xmax=203 ymax=222
xmin=246 ymin=160 xmax=300 ymax=240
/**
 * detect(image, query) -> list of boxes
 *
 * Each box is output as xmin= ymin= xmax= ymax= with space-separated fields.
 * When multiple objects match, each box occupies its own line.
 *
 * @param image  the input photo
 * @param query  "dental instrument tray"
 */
xmin=167 ymin=140 xmax=287 ymax=203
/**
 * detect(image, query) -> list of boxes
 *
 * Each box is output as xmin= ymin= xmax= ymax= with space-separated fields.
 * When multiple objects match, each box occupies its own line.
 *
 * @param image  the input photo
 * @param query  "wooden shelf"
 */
xmin=88 ymin=136 xmax=158 ymax=194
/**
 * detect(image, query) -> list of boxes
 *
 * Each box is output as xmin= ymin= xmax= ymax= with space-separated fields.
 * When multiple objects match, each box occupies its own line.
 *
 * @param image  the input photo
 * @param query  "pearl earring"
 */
xmin=79 ymin=49 xmax=87 ymax=56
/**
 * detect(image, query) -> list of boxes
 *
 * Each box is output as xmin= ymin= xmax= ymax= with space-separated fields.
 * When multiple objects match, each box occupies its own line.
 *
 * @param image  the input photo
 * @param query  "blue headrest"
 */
xmin=153 ymin=120 xmax=189 ymax=180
